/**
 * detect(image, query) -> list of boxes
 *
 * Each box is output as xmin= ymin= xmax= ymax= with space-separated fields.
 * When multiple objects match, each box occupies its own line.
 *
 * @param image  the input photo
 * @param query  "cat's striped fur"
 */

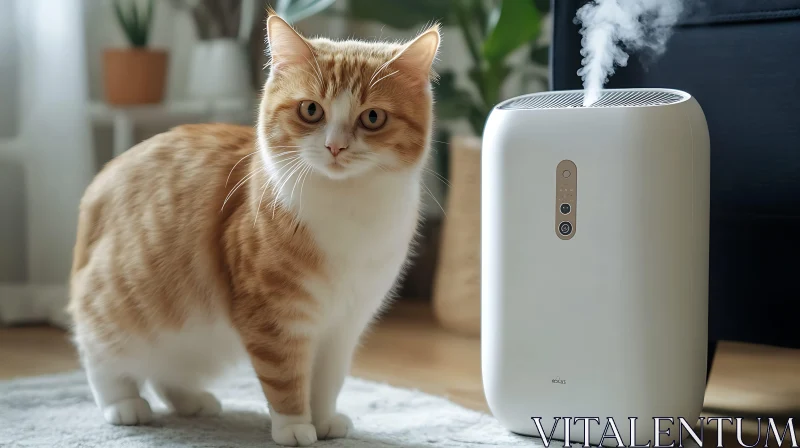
xmin=68 ymin=14 xmax=440 ymax=446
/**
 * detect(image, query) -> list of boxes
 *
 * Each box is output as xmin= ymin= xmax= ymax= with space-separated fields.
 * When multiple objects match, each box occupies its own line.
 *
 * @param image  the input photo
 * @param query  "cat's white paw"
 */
xmin=171 ymin=391 xmax=222 ymax=417
xmin=103 ymin=397 xmax=153 ymax=425
xmin=314 ymin=413 xmax=353 ymax=439
xmin=271 ymin=423 xmax=318 ymax=446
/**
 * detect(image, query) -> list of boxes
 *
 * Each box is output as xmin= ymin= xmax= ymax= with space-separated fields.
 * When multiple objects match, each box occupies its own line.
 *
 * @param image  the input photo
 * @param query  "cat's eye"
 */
xmin=359 ymin=108 xmax=387 ymax=130
xmin=298 ymin=100 xmax=324 ymax=123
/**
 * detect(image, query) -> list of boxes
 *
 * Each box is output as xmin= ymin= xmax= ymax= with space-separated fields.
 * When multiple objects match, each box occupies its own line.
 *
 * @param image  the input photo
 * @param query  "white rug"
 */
xmin=0 ymin=366 xmax=543 ymax=447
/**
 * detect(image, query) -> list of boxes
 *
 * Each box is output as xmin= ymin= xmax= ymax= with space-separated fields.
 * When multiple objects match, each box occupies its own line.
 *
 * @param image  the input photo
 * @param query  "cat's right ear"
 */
xmin=266 ymin=14 xmax=313 ymax=73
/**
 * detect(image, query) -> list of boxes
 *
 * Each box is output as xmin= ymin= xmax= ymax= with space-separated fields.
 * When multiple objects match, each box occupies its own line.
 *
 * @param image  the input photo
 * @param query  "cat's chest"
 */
xmin=297 ymin=175 xmax=420 ymax=304
xmin=308 ymin=196 xmax=418 ymax=271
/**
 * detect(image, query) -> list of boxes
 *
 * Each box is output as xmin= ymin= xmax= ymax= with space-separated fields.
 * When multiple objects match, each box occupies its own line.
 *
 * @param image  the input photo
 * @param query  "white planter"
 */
xmin=187 ymin=38 xmax=251 ymax=100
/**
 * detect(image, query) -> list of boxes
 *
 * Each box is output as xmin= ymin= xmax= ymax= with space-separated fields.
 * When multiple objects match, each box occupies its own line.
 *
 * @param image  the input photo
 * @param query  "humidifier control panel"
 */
xmin=556 ymin=160 xmax=577 ymax=240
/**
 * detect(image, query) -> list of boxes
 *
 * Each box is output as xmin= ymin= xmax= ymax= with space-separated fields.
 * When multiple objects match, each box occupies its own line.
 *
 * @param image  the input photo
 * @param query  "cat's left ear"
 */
xmin=266 ymin=13 xmax=314 ymax=73
xmin=391 ymin=24 xmax=441 ymax=80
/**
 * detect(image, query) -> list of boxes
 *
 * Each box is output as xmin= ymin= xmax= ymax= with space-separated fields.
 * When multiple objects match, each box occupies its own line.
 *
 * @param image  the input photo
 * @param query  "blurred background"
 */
xmin=0 ymin=0 xmax=551 ymax=335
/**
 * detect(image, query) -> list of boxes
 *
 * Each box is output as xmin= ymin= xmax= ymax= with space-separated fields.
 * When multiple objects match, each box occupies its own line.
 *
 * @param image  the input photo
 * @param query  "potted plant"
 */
xmin=168 ymin=0 xmax=255 ymax=101
xmin=346 ymin=0 xmax=549 ymax=336
xmin=103 ymin=0 xmax=169 ymax=105
xmin=169 ymin=0 xmax=336 ymax=101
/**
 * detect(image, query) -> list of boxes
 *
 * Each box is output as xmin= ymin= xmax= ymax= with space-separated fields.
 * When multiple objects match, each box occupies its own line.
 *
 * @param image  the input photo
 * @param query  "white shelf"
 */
xmin=88 ymin=97 xmax=255 ymax=156
xmin=89 ymin=97 xmax=254 ymax=123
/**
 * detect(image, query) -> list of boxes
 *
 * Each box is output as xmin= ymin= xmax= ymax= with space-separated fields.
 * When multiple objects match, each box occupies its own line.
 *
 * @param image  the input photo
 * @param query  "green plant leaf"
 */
xmin=468 ymin=62 xmax=510 ymax=108
xmin=481 ymin=0 xmax=542 ymax=64
xmin=347 ymin=0 xmax=452 ymax=29
xmin=141 ymin=0 xmax=154 ymax=46
xmin=110 ymin=0 xmax=156 ymax=47
xmin=129 ymin=0 xmax=142 ymax=45
xmin=112 ymin=0 xmax=133 ymax=45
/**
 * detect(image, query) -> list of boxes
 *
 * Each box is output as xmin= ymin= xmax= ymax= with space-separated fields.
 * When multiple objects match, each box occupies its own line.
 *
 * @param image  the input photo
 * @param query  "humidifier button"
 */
xmin=560 ymin=203 xmax=571 ymax=214
xmin=562 ymin=170 xmax=571 ymax=178
xmin=559 ymin=221 xmax=573 ymax=236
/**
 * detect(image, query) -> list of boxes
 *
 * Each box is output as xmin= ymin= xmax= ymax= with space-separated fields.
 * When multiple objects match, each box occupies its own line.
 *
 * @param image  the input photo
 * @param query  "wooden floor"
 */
xmin=1 ymin=300 xmax=797 ymax=446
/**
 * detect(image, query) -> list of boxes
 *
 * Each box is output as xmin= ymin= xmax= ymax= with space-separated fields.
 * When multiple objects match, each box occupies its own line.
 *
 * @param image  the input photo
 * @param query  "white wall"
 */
xmin=0 ymin=0 xmax=27 ymax=284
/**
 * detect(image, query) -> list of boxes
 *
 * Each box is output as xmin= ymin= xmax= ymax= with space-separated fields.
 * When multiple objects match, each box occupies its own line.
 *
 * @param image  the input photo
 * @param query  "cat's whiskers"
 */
xmin=226 ymin=150 xmax=260 ymax=187
xmin=290 ymin=164 xmax=312 ymax=216
xmin=225 ymin=147 xmax=301 ymax=187
xmin=290 ymin=163 xmax=312 ymax=202
xmin=369 ymin=69 xmax=399 ymax=90
xmin=223 ymin=153 xmax=302 ymax=212
xmin=308 ymin=50 xmax=325 ymax=86
xmin=262 ymin=164 xmax=298 ymax=221
xmin=263 ymin=156 xmax=302 ymax=205
xmin=253 ymin=154 xmax=310 ymax=225
xmin=277 ymin=158 xmax=309 ymax=202
xmin=301 ymin=55 xmax=324 ymax=88
xmin=422 ymin=167 xmax=451 ymax=187
xmin=271 ymin=160 xmax=307 ymax=220
xmin=267 ymin=151 xmax=303 ymax=165
xmin=421 ymin=181 xmax=446 ymax=216
xmin=221 ymin=168 xmax=264 ymax=211
xmin=268 ymin=157 xmax=306 ymax=219
xmin=253 ymin=180 xmax=272 ymax=227
xmin=368 ymin=58 xmax=393 ymax=87
xmin=297 ymin=68 xmax=323 ymax=87
xmin=253 ymin=151 xmax=312 ymax=227
xmin=297 ymin=164 xmax=313 ymax=216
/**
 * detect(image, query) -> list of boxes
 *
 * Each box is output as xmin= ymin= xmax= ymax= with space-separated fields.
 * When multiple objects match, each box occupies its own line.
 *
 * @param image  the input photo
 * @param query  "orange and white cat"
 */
xmin=67 ymin=14 xmax=440 ymax=447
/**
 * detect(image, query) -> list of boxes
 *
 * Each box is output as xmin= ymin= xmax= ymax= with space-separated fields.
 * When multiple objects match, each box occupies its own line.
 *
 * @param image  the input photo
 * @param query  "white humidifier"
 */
xmin=481 ymin=88 xmax=710 ymax=447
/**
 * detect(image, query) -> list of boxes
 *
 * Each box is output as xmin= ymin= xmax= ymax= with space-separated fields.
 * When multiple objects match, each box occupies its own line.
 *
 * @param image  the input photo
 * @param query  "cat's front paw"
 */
xmin=314 ymin=412 xmax=353 ymax=439
xmin=103 ymin=397 xmax=153 ymax=425
xmin=271 ymin=423 xmax=318 ymax=446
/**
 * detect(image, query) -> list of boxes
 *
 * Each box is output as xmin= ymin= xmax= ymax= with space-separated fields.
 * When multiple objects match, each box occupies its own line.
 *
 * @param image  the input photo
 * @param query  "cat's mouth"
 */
xmin=327 ymin=159 xmax=345 ymax=170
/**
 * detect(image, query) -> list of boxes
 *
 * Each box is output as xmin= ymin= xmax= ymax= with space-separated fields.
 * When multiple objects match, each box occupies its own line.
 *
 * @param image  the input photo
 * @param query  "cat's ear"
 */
xmin=266 ymin=14 xmax=313 ymax=72
xmin=391 ymin=24 xmax=441 ymax=80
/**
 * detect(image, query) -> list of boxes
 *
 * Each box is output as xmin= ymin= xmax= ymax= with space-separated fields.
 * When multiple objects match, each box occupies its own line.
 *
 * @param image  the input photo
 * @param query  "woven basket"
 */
xmin=432 ymin=135 xmax=481 ymax=337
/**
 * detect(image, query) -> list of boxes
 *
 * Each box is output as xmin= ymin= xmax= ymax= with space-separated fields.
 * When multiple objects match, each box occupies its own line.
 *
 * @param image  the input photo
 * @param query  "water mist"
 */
xmin=575 ymin=0 xmax=685 ymax=106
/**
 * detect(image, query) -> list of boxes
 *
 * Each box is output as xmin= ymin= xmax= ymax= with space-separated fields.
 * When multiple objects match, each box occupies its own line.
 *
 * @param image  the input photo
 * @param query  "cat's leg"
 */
xmin=245 ymin=333 xmax=316 ymax=447
xmin=84 ymin=358 xmax=153 ymax=426
xmin=151 ymin=384 xmax=222 ymax=417
xmin=310 ymin=326 xmax=360 ymax=439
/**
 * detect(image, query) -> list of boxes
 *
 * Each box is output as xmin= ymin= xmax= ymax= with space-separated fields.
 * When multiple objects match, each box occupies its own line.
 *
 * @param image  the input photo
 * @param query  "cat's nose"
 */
xmin=326 ymin=143 xmax=347 ymax=156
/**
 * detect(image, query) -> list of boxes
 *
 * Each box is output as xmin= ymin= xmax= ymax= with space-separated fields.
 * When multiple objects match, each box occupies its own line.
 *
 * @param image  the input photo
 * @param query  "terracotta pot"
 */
xmin=102 ymin=49 xmax=168 ymax=105
xmin=432 ymin=135 xmax=482 ymax=337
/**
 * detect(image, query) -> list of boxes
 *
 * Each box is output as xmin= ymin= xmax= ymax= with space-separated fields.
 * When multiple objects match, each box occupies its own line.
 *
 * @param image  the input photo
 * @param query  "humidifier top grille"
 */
xmin=498 ymin=89 xmax=689 ymax=110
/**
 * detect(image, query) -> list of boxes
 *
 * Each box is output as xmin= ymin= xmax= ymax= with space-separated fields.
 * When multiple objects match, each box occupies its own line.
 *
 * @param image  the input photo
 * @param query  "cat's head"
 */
xmin=258 ymin=14 xmax=440 ymax=180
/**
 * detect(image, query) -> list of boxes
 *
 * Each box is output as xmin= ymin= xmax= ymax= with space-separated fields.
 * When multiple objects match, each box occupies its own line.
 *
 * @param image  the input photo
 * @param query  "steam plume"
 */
xmin=575 ymin=0 xmax=684 ymax=106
